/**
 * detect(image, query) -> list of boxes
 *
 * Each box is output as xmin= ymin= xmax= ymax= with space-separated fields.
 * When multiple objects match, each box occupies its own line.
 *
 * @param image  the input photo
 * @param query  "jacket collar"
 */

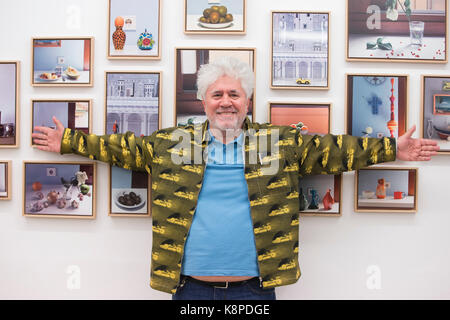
xmin=201 ymin=117 xmax=252 ymax=144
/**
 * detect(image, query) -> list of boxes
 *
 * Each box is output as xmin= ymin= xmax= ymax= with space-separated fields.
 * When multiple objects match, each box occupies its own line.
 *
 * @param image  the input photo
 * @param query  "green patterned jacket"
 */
xmin=60 ymin=117 xmax=396 ymax=294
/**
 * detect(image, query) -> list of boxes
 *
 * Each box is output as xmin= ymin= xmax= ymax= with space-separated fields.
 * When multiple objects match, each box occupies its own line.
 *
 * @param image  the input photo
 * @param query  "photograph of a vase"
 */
xmin=109 ymin=165 xmax=150 ymax=216
xmin=421 ymin=75 xmax=450 ymax=154
xmin=105 ymin=72 xmax=161 ymax=136
xmin=346 ymin=0 xmax=447 ymax=62
xmin=355 ymin=167 xmax=418 ymax=212
xmin=184 ymin=0 xmax=245 ymax=34
xmin=32 ymin=38 xmax=93 ymax=86
xmin=0 ymin=62 xmax=19 ymax=147
xmin=271 ymin=11 xmax=329 ymax=89
xmin=108 ymin=0 xmax=161 ymax=59
xmin=175 ymin=48 xmax=255 ymax=126
xmin=346 ymin=74 xmax=408 ymax=139
xmin=23 ymin=162 xmax=96 ymax=218
xmin=32 ymin=100 xmax=91 ymax=146
xmin=298 ymin=174 xmax=342 ymax=216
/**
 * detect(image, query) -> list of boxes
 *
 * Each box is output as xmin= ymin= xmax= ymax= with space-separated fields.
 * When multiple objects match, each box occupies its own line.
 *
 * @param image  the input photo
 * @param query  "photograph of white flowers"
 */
xmin=23 ymin=162 xmax=96 ymax=218
xmin=346 ymin=74 xmax=408 ymax=139
xmin=347 ymin=0 xmax=447 ymax=62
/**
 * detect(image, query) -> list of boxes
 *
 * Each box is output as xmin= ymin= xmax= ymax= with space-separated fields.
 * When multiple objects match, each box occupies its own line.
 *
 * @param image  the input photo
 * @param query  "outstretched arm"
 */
xmin=396 ymin=125 xmax=440 ymax=161
xmin=32 ymin=116 xmax=154 ymax=174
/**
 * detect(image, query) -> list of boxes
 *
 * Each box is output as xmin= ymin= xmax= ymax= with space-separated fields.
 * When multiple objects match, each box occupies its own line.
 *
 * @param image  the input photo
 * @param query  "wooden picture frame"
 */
xmin=346 ymin=73 xmax=408 ymax=139
xmin=271 ymin=11 xmax=330 ymax=90
xmin=104 ymin=71 xmax=162 ymax=136
xmin=0 ymin=61 xmax=20 ymax=148
xmin=31 ymin=37 xmax=94 ymax=87
xmin=346 ymin=0 xmax=448 ymax=63
xmin=175 ymin=47 xmax=255 ymax=126
xmin=0 ymin=160 xmax=12 ymax=200
xmin=31 ymin=99 xmax=92 ymax=147
xmin=355 ymin=167 xmax=418 ymax=213
xmin=184 ymin=0 xmax=246 ymax=34
xmin=23 ymin=161 xmax=97 ymax=219
xmin=108 ymin=0 xmax=161 ymax=59
xmin=421 ymin=75 xmax=450 ymax=154
xmin=268 ymin=102 xmax=331 ymax=134
xmin=268 ymin=102 xmax=340 ymax=216
xmin=108 ymin=166 xmax=151 ymax=217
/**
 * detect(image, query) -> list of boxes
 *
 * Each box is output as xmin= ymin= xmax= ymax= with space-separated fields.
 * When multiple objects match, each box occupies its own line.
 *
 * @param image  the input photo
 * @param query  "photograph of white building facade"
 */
xmin=272 ymin=12 xmax=329 ymax=88
xmin=106 ymin=72 xmax=160 ymax=136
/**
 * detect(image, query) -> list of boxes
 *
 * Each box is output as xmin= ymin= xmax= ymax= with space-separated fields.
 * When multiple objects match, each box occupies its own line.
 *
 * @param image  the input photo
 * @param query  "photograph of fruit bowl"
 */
xmin=184 ymin=0 xmax=245 ymax=34
xmin=64 ymin=66 xmax=80 ymax=80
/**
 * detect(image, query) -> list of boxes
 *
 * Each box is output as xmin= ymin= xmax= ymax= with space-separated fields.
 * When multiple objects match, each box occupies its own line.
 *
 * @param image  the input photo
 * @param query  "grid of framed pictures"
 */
xmin=1 ymin=0 xmax=447 ymax=219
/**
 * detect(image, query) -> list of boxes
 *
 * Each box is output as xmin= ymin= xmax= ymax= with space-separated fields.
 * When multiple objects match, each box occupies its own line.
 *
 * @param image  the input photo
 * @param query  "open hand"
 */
xmin=32 ymin=116 xmax=65 ymax=153
xmin=397 ymin=125 xmax=440 ymax=161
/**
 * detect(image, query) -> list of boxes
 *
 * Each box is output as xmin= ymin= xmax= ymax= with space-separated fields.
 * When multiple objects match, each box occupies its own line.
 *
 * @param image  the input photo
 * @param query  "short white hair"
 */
xmin=196 ymin=56 xmax=254 ymax=100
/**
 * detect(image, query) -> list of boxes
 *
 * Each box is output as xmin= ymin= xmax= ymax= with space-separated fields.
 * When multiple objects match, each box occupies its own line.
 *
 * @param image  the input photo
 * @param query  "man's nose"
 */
xmin=220 ymin=94 xmax=232 ymax=106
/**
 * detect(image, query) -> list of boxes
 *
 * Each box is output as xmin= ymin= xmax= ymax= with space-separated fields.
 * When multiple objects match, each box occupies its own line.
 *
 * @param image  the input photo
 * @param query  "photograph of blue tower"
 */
xmin=272 ymin=12 xmax=329 ymax=89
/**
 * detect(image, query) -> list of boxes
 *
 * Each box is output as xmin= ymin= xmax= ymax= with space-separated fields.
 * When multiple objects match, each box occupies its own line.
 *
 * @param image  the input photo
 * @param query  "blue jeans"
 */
xmin=172 ymin=277 xmax=276 ymax=300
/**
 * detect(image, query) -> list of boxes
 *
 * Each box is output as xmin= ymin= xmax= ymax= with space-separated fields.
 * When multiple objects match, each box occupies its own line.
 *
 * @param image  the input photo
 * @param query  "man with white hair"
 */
xmin=33 ymin=56 xmax=439 ymax=300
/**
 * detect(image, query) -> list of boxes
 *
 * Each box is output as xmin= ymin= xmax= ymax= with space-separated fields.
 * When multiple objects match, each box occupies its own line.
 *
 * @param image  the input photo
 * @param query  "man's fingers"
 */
xmin=404 ymin=125 xmax=416 ymax=139
xmin=31 ymin=132 xmax=47 ymax=140
xmin=35 ymin=145 xmax=50 ymax=152
xmin=53 ymin=116 xmax=64 ymax=131
xmin=420 ymin=138 xmax=439 ymax=146
xmin=421 ymin=145 xmax=440 ymax=152
xmin=33 ymin=126 xmax=52 ymax=135
xmin=33 ymin=138 xmax=48 ymax=146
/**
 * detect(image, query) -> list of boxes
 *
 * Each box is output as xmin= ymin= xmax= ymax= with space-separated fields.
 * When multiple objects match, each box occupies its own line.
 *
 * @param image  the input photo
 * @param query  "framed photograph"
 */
xmin=269 ymin=102 xmax=331 ymax=134
xmin=421 ymin=75 xmax=450 ymax=154
xmin=23 ymin=161 xmax=96 ymax=218
xmin=105 ymin=71 xmax=161 ymax=136
xmin=32 ymin=37 xmax=94 ymax=86
xmin=184 ymin=0 xmax=246 ymax=34
xmin=109 ymin=166 xmax=151 ymax=217
xmin=268 ymin=102 xmax=339 ymax=216
xmin=346 ymin=74 xmax=408 ymax=138
xmin=271 ymin=11 xmax=330 ymax=89
xmin=0 ymin=61 xmax=19 ymax=148
xmin=299 ymin=174 xmax=342 ymax=216
xmin=0 ymin=161 xmax=12 ymax=200
xmin=175 ymin=47 xmax=255 ymax=126
xmin=346 ymin=0 xmax=448 ymax=62
xmin=32 ymin=99 xmax=92 ymax=146
xmin=108 ymin=0 xmax=161 ymax=59
xmin=355 ymin=167 xmax=418 ymax=213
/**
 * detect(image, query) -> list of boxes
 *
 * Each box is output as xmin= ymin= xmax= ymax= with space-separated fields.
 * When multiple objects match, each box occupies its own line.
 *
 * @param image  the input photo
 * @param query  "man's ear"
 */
xmin=201 ymin=98 xmax=206 ymax=112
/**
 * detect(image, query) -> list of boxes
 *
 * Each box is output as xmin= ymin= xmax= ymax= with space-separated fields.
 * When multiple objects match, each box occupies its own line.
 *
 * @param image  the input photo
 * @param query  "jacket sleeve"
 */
xmin=60 ymin=128 xmax=156 ymax=174
xmin=294 ymin=132 xmax=396 ymax=177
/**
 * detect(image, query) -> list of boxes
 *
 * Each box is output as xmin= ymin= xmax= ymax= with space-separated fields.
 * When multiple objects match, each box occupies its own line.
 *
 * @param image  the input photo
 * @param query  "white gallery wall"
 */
xmin=1 ymin=0 xmax=450 ymax=299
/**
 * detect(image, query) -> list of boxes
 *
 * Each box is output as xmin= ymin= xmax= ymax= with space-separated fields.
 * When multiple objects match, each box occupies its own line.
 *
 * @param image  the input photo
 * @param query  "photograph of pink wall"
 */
xmin=347 ymin=0 xmax=447 ymax=62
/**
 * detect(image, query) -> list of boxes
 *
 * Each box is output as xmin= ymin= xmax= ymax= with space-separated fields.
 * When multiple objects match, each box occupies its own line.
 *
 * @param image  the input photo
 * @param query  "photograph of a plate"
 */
xmin=114 ymin=190 xmax=147 ymax=211
xmin=198 ymin=21 xmax=233 ymax=29
xmin=39 ymin=74 xmax=60 ymax=81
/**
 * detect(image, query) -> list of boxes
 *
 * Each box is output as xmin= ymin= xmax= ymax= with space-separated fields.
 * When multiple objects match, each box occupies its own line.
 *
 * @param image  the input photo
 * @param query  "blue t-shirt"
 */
xmin=181 ymin=131 xmax=259 ymax=276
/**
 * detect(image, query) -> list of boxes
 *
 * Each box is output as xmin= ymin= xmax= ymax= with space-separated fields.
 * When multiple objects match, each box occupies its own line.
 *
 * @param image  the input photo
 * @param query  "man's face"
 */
xmin=202 ymin=75 xmax=250 ymax=132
